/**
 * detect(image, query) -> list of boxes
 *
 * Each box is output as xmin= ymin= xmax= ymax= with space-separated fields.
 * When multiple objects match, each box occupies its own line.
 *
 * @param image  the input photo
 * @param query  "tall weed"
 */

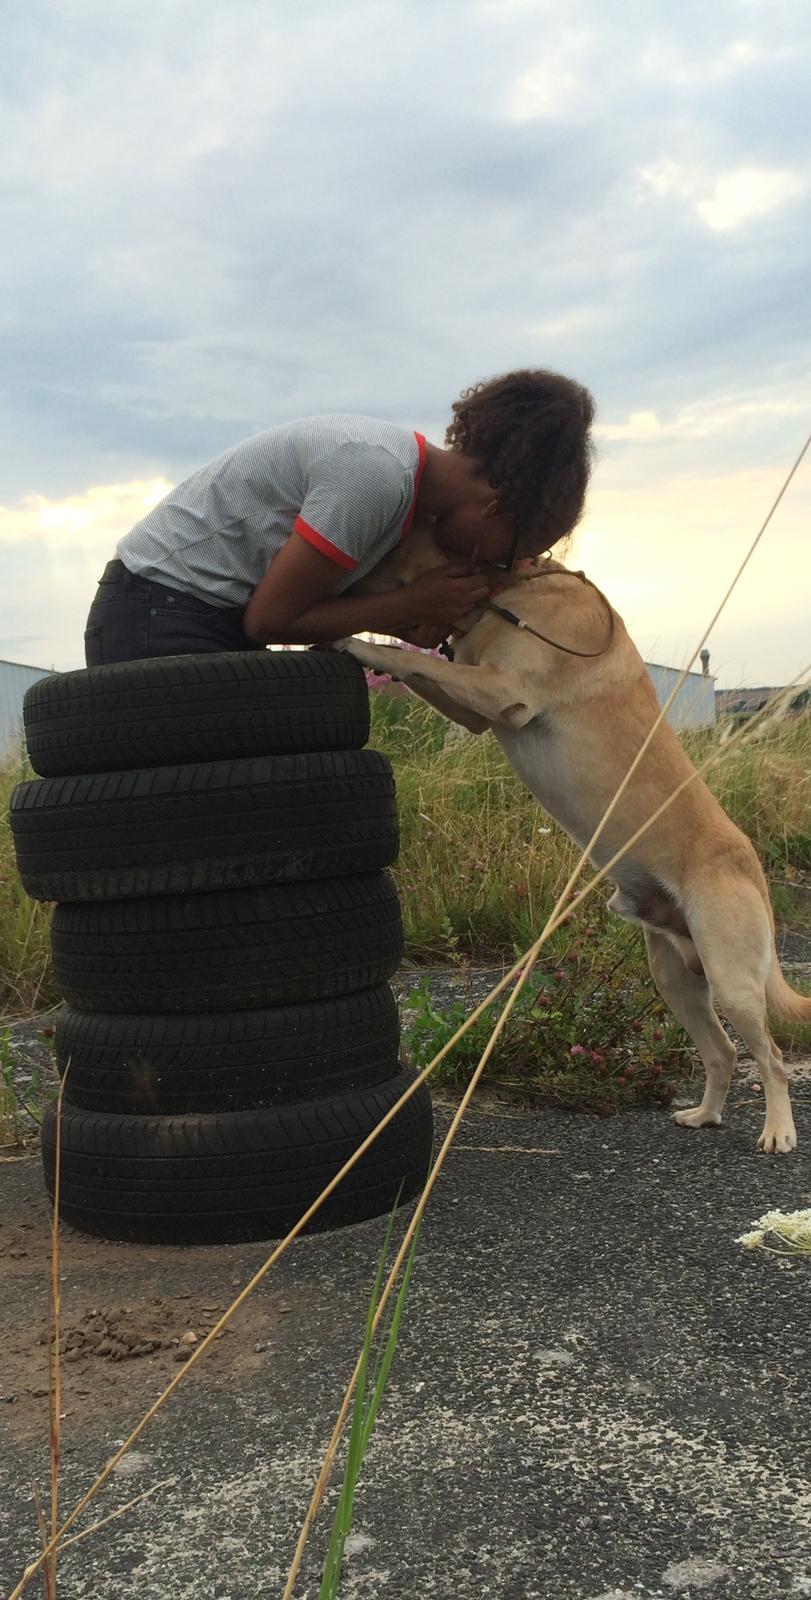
xmin=0 ymin=751 xmax=58 ymax=1014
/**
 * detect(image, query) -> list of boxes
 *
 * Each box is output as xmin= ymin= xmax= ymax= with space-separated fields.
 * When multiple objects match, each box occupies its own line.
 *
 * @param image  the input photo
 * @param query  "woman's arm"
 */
xmin=243 ymin=535 xmax=489 ymax=645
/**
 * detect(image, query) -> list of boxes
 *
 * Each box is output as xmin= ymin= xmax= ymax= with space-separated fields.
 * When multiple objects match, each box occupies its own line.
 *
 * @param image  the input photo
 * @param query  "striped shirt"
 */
xmin=117 ymin=416 xmax=427 ymax=608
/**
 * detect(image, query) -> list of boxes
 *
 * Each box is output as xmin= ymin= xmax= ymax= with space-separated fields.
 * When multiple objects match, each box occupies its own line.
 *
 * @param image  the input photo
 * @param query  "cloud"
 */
xmin=0 ymin=0 xmax=809 ymax=686
xmin=638 ymin=159 xmax=806 ymax=231
xmin=0 ymin=481 xmax=171 ymax=546
xmin=595 ymin=379 xmax=811 ymax=445
xmin=0 ymin=480 xmax=171 ymax=671
xmin=2 ymin=0 xmax=809 ymax=504
xmin=503 ymin=32 xmax=593 ymax=121
xmin=572 ymin=459 xmax=811 ymax=686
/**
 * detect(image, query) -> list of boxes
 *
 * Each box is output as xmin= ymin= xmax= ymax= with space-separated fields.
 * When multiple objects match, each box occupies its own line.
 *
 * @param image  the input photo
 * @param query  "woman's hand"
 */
xmin=398 ymin=563 xmax=490 ymax=630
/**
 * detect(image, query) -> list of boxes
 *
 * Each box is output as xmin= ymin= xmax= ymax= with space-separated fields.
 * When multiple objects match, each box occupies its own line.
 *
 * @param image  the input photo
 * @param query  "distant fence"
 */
xmin=0 ymin=660 xmax=51 ymax=760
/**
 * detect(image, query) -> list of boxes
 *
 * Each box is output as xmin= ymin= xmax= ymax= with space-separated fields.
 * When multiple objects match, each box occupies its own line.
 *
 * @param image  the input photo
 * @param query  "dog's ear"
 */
xmin=499 ymin=701 xmax=534 ymax=730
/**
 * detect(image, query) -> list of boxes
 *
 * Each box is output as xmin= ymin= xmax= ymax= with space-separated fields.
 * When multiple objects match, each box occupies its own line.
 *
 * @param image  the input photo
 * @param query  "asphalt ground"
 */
xmin=2 ymin=1057 xmax=811 ymax=1600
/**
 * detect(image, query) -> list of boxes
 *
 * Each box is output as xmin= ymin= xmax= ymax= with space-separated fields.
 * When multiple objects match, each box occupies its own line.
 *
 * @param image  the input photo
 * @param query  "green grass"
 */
xmin=0 ymin=751 xmax=59 ymax=1015
xmin=400 ymin=933 xmax=692 ymax=1112
xmin=0 ymin=1023 xmax=56 ymax=1149
xmin=317 ymin=1192 xmax=422 ymax=1597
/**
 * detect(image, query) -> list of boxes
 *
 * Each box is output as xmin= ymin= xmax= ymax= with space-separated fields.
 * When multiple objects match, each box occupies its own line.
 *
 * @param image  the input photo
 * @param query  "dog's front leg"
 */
xmin=334 ymin=638 xmax=488 ymax=732
xmin=334 ymin=638 xmax=536 ymax=732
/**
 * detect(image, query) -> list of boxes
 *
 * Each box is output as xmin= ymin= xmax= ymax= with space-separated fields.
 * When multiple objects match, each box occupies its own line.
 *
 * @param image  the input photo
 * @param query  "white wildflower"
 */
xmin=737 ymin=1207 xmax=811 ymax=1256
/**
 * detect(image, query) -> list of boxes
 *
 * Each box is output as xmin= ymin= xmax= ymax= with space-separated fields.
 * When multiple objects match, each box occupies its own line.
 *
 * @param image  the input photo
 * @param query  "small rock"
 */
xmin=344 ymin=1533 xmax=375 ymax=1557
xmin=536 ymin=1348 xmax=574 ymax=1367
xmin=179 ymin=1330 xmax=198 ymax=1347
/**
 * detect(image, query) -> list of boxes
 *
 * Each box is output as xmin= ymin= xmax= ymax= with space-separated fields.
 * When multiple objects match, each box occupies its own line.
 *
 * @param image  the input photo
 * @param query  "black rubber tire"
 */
xmin=11 ymin=750 xmax=398 ymax=902
xmin=55 ymin=986 xmax=401 ymax=1113
xmin=23 ymin=650 xmax=370 ymax=777
xmin=41 ymin=1066 xmax=433 ymax=1244
xmin=50 ymin=872 xmax=404 ymax=1014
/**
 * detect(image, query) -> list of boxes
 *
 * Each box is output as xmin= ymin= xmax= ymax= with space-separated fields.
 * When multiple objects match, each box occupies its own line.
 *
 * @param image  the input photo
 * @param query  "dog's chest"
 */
xmin=494 ymin=717 xmax=615 ymax=859
xmin=494 ymin=718 xmax=577 ymax=829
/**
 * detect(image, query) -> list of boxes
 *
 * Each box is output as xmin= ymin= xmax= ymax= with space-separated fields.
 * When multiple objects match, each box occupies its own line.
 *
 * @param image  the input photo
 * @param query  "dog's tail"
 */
xmin=766 ymin=957 xmax=811 ymax=1022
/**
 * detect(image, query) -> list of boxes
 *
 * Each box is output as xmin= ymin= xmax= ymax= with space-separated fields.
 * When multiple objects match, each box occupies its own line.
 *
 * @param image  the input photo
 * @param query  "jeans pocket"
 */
xmin=84 ymin=625 xmax=103 ymax=667
xmin=145 ymin=607 xmax=246 ymax=656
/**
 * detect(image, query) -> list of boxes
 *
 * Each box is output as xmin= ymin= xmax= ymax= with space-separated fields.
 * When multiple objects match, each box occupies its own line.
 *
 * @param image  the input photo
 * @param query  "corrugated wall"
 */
xmin=0 ymin=660 xmax=52 ymax=761
xmin=646 ymin=663 xmax=716 ymax=729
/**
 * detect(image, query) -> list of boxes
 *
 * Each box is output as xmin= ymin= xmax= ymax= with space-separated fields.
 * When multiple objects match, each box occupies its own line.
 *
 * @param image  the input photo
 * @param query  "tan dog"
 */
xmin=338 ymin=529 xmax=810 ymax=1153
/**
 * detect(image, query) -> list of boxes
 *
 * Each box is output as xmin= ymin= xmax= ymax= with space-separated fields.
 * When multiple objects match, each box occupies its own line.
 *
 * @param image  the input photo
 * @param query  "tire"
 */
xmin=11 ymin=751 xmax=398 ymax=902
xmin=23 ymin=650 xmax=370 ymax=777
xmin=55 ymin=986 xmax=401 ymax=1113
xmin=50 ymin=872 xmax=404 ymax=1014
xmin=41 ymin=1066 xmax=433 ymax=1244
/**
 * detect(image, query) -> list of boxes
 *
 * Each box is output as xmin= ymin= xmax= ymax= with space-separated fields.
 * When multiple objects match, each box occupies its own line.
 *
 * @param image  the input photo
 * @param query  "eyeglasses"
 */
xmin=487 ymin=526 xmax=522 ymax=574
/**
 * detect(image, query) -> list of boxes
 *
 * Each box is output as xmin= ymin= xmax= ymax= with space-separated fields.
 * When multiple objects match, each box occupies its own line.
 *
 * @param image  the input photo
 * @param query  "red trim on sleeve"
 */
xmin=294 ymin=516 xmax=358 ymax=571
xmin=400 ymin=432 xmax=427 ymax=540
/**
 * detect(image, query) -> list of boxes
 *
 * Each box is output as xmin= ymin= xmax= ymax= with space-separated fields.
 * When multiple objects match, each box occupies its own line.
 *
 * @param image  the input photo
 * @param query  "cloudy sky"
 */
xmin=1 ymin=0 xmax=809 ymax=686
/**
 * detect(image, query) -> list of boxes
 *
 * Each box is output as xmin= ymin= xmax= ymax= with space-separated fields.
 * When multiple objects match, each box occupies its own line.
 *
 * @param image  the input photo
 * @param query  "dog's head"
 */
xmin=350 ymin=521 xmax=449 ymax=595
xmin=356 ymin=520 xmax=559 ymax=594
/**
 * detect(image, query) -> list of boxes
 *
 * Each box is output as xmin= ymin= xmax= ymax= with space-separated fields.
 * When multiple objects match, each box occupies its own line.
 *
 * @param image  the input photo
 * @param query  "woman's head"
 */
xmin=445 ymin=368 xmax=596 ymax=559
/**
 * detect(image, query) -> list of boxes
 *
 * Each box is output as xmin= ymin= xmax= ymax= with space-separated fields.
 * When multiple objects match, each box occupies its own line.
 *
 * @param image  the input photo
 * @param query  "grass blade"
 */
xmin=317 ymin=1187 xmax=418 ymax=1600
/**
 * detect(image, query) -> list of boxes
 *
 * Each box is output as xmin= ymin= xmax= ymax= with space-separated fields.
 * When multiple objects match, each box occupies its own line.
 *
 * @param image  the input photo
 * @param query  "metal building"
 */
xmin=645 ymin=649 xmax=715 ymax=730
xmin=0 ymin=659 xmax=52 ymax=763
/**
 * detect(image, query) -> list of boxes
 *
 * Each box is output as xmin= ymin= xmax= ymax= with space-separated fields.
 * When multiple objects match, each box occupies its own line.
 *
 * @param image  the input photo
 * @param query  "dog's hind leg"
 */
xmin=694 ymin=888 xmax=797 ymax=1154
xmin=643 ymin=928 xmax=737 ymax=1130
xmin=705 ymin=974 xmax=795 ymax=1153
xmin=711 ymin=996 xmax=795 ymax=1154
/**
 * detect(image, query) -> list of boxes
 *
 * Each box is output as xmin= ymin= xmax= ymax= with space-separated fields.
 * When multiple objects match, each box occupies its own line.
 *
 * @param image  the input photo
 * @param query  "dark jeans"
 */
xmin=84 ymin=561 xmax=265 ymax=665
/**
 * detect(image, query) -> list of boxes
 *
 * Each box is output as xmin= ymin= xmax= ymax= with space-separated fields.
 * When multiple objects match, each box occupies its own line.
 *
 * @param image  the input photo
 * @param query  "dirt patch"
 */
xmin=0 ymin=1157 xmax=310 ymax=1445
xmin=1 ymin=1287 xmax=295 ymax=1444
xmin=56 ymin=1299 xmax=234 ymax=1363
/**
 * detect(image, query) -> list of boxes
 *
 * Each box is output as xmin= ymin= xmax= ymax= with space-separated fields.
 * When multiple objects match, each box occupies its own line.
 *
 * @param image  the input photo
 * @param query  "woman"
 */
xmin=83 ymin=368 xmax=595 ymax=665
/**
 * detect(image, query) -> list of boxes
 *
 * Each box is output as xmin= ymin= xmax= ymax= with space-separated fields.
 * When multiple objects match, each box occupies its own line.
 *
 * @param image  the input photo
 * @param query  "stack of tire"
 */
xmin=10 ymin=650 xmax=433 ymax=1245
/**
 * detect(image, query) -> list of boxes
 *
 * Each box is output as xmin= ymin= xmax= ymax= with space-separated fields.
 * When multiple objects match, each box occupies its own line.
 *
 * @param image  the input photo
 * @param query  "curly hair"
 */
xmin=445 ymin=369 xmax=596 ymax=552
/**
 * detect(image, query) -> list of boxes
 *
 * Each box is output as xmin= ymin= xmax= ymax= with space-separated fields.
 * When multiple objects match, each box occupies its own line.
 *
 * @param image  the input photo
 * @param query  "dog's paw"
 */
xmin=756 ymin=1120 xmax=798 ymax=1154
xmin=672 ymin=1105 xmax=723 ymax=1130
